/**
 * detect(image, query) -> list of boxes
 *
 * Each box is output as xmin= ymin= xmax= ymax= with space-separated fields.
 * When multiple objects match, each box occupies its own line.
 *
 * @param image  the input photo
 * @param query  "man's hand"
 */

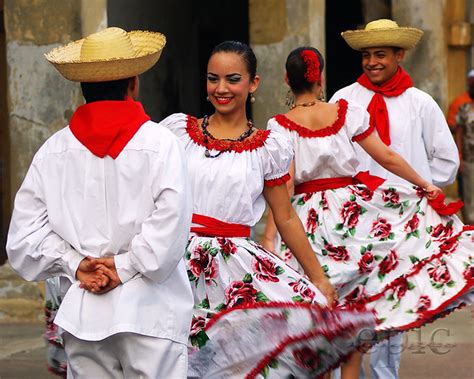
xmin=76 ymin=256 xmax=122 ymax=295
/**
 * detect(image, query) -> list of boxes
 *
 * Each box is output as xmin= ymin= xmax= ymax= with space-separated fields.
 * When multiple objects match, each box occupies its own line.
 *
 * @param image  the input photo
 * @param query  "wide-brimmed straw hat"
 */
xmin=45 ymin=27 xmax=166 ymax=82
xmin=341 ymin=19 xmax=423 ymax=51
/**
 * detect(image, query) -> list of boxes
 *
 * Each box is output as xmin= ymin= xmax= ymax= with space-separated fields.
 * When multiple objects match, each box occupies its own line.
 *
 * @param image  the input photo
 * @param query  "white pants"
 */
xmin=63 ymin=332 xmax=187 ymax=379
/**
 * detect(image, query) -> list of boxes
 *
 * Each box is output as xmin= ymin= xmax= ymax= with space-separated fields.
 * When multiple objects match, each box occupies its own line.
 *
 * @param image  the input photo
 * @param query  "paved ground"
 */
xmin=0 ymin=306 xmax=472 ymax=378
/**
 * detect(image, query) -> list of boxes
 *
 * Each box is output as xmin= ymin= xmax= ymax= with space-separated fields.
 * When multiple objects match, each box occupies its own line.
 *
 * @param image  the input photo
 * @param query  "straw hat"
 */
xmin=341 ymin=19 xmax=423 ymax=51
xmin=45 ymin=27 xmax=166 ymax=82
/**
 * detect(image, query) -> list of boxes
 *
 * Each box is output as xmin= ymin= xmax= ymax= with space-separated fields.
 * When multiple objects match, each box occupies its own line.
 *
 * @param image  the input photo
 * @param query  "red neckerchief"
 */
xmin=69 ymin=98 xmax=150 ymax=159
xmin=357 ymin=67 xmax=413 ymax=145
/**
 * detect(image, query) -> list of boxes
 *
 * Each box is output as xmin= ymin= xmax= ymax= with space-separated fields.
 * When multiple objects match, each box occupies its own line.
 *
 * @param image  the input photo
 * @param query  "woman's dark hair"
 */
xmin=80 ymin=77 xmax=133 ymax=103
xmin=286 ymin=46 xmax=324 ymax=94
xmin=211 ymin=41 xmax=257 ymax=80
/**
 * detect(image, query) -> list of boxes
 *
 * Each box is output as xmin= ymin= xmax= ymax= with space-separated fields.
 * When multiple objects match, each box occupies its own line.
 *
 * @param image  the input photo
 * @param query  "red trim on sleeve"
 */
xmin=352 ymin=123 xmax=375 ymax=142
xmin=264 ymin=173 xmax=291 ymax=186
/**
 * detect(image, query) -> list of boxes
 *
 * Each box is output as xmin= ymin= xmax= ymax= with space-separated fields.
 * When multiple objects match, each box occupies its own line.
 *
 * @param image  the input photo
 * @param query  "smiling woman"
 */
xmin=158 ymin=41 xmax=376 ymax=378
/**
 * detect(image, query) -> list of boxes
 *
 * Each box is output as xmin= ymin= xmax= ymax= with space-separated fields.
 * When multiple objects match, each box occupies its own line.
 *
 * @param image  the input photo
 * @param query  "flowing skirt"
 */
xmin=185 ymin=236 xmax=376 ymax=378
xmin=281 ymin=183 xmax=474 ymax=335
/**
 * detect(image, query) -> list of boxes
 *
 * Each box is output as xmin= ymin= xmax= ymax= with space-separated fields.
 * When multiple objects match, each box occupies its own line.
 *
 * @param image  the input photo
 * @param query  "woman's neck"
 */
xmin=208 ymin=110 xmax=251 ymax=138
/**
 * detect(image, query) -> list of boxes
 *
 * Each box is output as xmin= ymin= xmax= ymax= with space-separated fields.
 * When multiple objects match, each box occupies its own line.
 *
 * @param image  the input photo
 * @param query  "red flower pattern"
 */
xmin=217 ymin=238 xmax=237 ymax=256
xmin=289 ymin=279 xmax=316 ymax=302
xmin=382 ymin=189 xmax=400 ymax=204
xmin=416 ymin=295 xmax=432 ymax=313
xmin=404 ymin=214 xmax=419 ymax=233
xmin=253 ymin=257 xmax=280 ymax=283
xmin=325 ymin=241 xmax=350 ymax=262
xmin=351 ymin=186 xmax=374 ymax=202
xmin=463 ymin=265 xmax=474 ymax=281
xmin=341 ymin=201 xmax=362 ymax=228
xmin=430 ymin=223 xmax=454 ymax=242
xmin=306 ymin=208 xmax=318 ymax=234
xmin=370 ymin=218 xmax=392 ymax=239
xmin=358 ymin=252 xmax=375 ymax=273
xmin=189 ymin=244 xmax=218 ymax=284
xmin=224 ymin=281 xmax=258 ymax=308
xmin=190 ymin=316 xmax=207 ymax=337
xmin=378 ymin=250 xmax=399 ymax=275
xmin=427 ymin=259 xmax=451 ymax=284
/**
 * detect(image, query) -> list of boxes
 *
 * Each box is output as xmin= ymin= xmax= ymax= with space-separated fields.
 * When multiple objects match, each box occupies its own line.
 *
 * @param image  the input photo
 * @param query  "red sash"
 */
xmin=294 ymin=171 xmax=385 ymax=194
xmin=191 ymin=214 xmax=251 ymax=238
xmin=357 ymin=67 xmax=413 ymax=146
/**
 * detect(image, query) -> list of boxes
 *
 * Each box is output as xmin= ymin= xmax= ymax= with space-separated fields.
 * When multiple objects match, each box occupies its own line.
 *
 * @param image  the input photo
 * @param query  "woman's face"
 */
xmin=206 ymin=52 xmax=259 ymax=115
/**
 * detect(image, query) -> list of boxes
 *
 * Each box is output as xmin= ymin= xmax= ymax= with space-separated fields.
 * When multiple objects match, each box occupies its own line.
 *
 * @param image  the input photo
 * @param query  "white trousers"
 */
xmin=63 ymin=332 xmax=187 ymax=379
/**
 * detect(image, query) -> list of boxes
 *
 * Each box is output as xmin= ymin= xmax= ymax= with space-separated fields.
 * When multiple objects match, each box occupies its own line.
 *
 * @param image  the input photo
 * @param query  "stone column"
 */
xmin=249 ymin=0 xmax=325 ymax=129
xmin=4 ymin=0 xmax=106 ymax=203
xmin=392 ymin=0 xmax=448 ymax=110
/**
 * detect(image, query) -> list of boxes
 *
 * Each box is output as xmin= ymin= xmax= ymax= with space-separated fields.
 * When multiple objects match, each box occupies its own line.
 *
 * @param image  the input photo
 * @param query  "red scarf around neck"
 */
xmin=357 ymin=67 xmax=413 ymax=145
xmin=69 ymin=98 xmax=150 ymax=159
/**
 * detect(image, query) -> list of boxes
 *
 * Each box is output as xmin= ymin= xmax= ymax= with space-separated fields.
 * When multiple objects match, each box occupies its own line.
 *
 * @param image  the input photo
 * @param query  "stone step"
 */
xmin=0 ymin=263 xmax=44 ymax=323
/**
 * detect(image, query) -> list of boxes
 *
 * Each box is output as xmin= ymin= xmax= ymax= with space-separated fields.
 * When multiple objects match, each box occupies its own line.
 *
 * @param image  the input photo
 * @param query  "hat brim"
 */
xmin=341 ymin=27 xmax=423 ymax=51
xmin=45 ymin=31 xmax=166 ymax=82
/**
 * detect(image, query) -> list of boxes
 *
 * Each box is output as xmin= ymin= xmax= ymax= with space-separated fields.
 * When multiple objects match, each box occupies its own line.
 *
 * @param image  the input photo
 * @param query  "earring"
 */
xmin=250 ymin=93 xmax=256 ymax=103
xmin=285 ymin=90 xmax=295 ymax=108
xmin=206 ymin=96 xmax=210 ymax=102
xmin=318 ymin=91 xmax=325 ymax=102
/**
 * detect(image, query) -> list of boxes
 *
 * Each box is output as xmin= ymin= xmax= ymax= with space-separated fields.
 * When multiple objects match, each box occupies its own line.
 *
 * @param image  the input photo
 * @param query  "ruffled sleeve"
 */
xmin=344 ymin=101 xmax=374 ymax=142
xmin=158 ymin=112 xmax=189 ymax=141
xmin=260 ymin=130 xmax=294 ymax=186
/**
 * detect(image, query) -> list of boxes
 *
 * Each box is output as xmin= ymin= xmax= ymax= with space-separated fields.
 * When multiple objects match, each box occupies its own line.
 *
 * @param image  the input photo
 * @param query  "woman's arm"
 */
xmin=263 ymin=183 xmax=336 ymax=306
xmin=357 ymin=133 xmax=441 ymax=199
xmin=261 ymin=162 xmax=295 ymax=252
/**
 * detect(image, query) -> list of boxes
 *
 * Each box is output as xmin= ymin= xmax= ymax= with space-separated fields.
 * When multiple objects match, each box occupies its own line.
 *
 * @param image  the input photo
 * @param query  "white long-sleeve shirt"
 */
xmin=330 ymin=83 xmax=459 ymax=187
xmin=6 ymin=120 xmax=194 ymax=342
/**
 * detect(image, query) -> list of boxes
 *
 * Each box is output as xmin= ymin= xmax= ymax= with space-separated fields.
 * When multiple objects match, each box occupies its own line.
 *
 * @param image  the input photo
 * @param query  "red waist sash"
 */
xmin=294 ymin=171 xmax=385 ymax=194
xmin=191 ymin=214 xmax=251 ymax=238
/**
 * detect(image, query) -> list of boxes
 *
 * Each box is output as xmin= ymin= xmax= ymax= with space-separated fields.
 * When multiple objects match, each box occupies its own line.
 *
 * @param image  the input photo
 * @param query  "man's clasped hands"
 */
xmin=76 ymin=256 xmax=122 ymax=294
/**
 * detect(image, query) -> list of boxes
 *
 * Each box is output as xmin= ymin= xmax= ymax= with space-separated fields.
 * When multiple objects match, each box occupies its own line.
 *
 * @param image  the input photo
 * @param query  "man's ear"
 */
xmin=128 ymin=76 xmax=140 ymax=100
xmin=395 ymin=49 xmax=405 ymax=64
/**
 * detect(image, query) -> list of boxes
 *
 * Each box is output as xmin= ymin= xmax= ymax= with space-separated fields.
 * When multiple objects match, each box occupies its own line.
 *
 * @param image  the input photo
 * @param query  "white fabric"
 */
xmin=267 ymin=101 xmax=371 ymax=184
xmin=6 ymin=120 xmax=194 ymax=342
xmin=159 ymin=113 xmax=292 ymax=226
xmin=63 ymin=332 xmax=187 ymax=379
xmin=330 ymin=83 xmax=459 ymax=187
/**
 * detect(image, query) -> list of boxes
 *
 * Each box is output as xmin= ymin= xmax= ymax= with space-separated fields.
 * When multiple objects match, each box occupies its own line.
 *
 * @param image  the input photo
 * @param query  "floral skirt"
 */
xmin=186 ymin=236 xmax=376 ymax=378
xmin=44 ymin=278 xmax=67 ymax=377
xmin=281 ymin=183 xmax=474 ymax=334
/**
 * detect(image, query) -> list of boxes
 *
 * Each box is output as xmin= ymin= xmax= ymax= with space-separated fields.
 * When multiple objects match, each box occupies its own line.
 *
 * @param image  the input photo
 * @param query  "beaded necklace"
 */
xmin=201 ymin=115 xmax=254 ymax=158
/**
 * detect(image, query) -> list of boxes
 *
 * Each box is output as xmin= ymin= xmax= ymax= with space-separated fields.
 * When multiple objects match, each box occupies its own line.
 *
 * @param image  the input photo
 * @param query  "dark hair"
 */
xmin=80 ymin=77 xmax=133 ymax=103
xmin=286 ymin=47 xmax=324 ymax=95
xmin=211 ymin=41 xmax=257 ymax=80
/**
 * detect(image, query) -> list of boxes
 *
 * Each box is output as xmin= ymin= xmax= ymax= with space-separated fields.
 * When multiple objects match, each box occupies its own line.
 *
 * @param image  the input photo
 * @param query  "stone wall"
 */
xmin=249 ymin=0 xmax=325 ymax=129
xmin=2 ymin=0 xmax=106 ymax=323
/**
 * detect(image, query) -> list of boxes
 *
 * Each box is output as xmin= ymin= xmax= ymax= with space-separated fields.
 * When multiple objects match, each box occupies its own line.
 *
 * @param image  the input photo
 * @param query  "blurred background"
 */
xmin=0 ymin=0 xmax=473 ymax=377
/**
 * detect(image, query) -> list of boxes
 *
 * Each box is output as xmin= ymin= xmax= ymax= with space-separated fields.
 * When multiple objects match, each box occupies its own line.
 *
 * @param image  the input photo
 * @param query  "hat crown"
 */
xmin=80 ymin=27 xmax=137 ymax=61
xmin=365 ymin=19 xmax=399 ymax=31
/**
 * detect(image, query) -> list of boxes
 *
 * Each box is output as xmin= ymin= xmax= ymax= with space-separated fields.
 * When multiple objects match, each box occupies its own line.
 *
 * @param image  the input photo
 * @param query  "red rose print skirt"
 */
xmin=185 ymin=236 xmax=376 ymax=378
xmin=282 ymin=183 xmax=474 ymax=336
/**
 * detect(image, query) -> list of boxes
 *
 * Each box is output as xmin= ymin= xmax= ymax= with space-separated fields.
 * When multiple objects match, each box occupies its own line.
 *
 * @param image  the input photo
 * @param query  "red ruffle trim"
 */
xmin=204 ymin=301 xmax=375 ymax=379
xmin=349 ymin=225 xmax=474 ymax=309
xmin=264 ymin=173 xmax=291 ymax=186
xmin=274 ymin=99 xmax=348 ymax=138
xmin=352 ymin=122 xmax=375 ymax=142
xmin=185 ymin=115 xmax=270 ymax=153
